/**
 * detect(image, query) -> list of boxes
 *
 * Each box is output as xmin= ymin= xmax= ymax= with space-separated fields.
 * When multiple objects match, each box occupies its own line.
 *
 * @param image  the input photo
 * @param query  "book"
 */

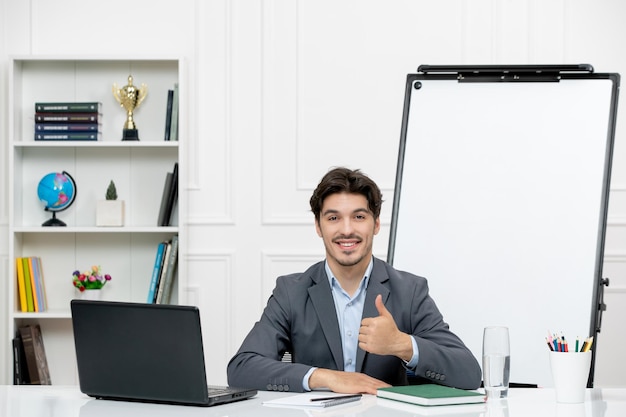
xmin=30 ymin=325 xmax=51 ymax=385
xmin=155 ymin=241 xmax=172 ymax=304
xmin=35 ymin=112 xmax=102 ymax=123
xmin=164 ymin=89 xmax=174 ymax=141
xmin=35 ymin=132 xmax=101 ymax=141
xmin=18 ymin=325 xmax=52 ymax=385
xmin=12 ymin=334 xmax=30 ymax=385
xmin=36 ymin=257 xmax=48 ymax=311
xmin=15 ymin=258 xmax=27 ymax=312
xmin=35 ymin=101 xmax=102 ymax=113
xmin=27 ymin=257 xmax=41 ymax=312
xmin=157 ymin=162 xmax=178 ymax=226
xmin=30 ymin=257 xmax=47 ymax=312
xmin=157 ymin=172 xmax=173 ymax=227
xmin=377 ymin=397 xmax=486 ymax=415
xmin=21 ymin=257 xmax=35 ymax=312
xmin=165 ymin=162 xmax=179 ymax=225
xmin=156 ymin=234 xmax=179 ymax=304
xmin=147 ymin=241 xmax=167 ymax=303
xmin=35 ymin=122 xmax=101 ymax=132
xmin=376 ymin=384 xmax=485 ymax=407
xmin=169 ymin=83 xmax=179 ymax=141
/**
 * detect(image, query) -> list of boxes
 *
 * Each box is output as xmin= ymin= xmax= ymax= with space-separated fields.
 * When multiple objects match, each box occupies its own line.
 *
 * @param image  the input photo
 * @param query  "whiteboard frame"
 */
xmin=388 ymin=65 xmax=619 ymax=388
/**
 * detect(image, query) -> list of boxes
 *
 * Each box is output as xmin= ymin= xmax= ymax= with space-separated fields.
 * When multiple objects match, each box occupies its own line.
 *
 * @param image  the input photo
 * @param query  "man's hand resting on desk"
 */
xmin=309 ymin=368 xmax=391 ymax=395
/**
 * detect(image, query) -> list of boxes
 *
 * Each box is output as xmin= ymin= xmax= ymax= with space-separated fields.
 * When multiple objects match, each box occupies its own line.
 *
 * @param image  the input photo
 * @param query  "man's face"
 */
xmin=315 ymin=192 xmax=380 ymax=271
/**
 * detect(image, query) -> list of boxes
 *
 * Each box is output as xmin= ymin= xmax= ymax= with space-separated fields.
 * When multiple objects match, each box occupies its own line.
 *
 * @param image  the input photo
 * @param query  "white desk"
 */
xmin=1 ymin=386 xmax=625 ymax=417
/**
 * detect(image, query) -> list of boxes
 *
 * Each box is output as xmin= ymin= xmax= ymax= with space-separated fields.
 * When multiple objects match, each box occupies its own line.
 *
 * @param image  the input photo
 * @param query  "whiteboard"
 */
xmin=388 ymin=66 xmax=619 ymax=388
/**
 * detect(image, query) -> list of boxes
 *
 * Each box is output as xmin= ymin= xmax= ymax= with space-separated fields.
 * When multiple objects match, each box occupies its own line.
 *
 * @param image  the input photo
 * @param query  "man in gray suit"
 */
xmin=227 ymin=167 xmax=481 ymax=394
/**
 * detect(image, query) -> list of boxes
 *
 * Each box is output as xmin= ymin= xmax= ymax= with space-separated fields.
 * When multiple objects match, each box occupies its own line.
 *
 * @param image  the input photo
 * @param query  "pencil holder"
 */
xmin=549 ymin=351 xmax=591 ymax=403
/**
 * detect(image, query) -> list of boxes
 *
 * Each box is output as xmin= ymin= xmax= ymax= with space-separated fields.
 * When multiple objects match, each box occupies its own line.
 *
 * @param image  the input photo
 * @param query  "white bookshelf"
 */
xmin=6 ymin=56 xmax=186 ymax=385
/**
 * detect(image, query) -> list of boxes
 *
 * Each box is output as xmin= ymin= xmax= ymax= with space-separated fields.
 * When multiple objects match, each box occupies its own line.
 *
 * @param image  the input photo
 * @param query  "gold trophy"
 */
xmin=112 ymin=75 xmax=148 ymax=140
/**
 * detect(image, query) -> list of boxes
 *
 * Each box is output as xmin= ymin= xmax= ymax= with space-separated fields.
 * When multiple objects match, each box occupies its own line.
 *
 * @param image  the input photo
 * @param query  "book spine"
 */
xmin=164 ymin=89 xmax=174 ymax=141
xmin=35 ymin=123 xmax=101 ymax=132
xmin=16 ymin=258 xmax=27 ymax=313
xmin=21 ymin=258 xmax=35 ymax=312
xmin=28 ymin=257 xmax=42 ymax=312
xmin=36 ymin=257 xmax=48 ymax=311
xmin=35 ymin=113 xmax=102 ymax=123
xmin=19 ymin=326 xmax=39 ymax=384
xmin=159 ymin=235 xmax=179 ymax=304
xmin=30 ymin=257 xmax=46 ymax=312
xmin=157 ymin=172 xmax=173 ymax=227
xmin=35 ymin=102 xmax=102 ymax=113
xmin=147 ymin=242 xmax=167 ymax=303
xmin=34 ymin=132 xmax=101 ymax=141
xmin=12 ymin=337 xmax=22 ymax=385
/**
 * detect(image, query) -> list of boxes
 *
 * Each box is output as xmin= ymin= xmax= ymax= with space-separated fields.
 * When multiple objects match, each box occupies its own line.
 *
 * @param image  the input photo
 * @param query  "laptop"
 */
xmin=70 ymin=299 xmax=257 ymax=406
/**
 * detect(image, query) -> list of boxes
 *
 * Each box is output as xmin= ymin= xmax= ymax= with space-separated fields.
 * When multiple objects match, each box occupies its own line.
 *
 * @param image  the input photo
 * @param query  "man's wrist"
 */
xmin=303 ymin=367 xmax=317 ymax=391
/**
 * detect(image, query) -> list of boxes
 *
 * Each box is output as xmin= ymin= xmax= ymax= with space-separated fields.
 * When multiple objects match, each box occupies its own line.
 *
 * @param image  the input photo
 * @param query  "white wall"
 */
xmin=1 ymin=0 xmax=625 ymax=387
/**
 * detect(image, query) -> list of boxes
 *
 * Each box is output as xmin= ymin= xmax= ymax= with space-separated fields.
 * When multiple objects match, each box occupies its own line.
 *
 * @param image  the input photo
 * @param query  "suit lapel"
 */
xmin=308 ymin=277 xmax=344 ymax=370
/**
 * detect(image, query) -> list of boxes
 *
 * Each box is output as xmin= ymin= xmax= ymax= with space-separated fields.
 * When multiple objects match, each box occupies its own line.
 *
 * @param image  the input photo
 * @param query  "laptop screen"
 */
xmin=71 ymin=300 xmax=210 ymax=405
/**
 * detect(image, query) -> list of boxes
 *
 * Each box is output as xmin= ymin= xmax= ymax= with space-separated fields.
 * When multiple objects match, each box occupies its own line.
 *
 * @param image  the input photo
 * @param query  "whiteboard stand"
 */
xmin=388 ymin=64 xmax=619 ymax=388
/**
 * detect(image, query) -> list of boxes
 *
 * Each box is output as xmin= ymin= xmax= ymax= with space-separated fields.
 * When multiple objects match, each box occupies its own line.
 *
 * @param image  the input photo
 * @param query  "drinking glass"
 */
xmin=483 ymin=326 xmax=510 ymax=399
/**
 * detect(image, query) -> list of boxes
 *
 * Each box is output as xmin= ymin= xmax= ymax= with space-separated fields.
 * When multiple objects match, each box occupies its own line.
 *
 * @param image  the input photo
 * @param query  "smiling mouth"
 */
xmin=335 ymin=238 xmax=360 ymax=250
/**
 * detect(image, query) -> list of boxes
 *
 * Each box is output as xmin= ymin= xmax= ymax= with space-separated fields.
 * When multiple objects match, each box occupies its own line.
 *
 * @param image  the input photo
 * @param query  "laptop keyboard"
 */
xmin=207 ymin=385 xmax=233 ymax=395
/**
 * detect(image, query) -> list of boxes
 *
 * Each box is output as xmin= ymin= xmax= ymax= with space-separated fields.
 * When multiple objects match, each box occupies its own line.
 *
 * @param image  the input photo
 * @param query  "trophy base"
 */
xmin=122 ymin=128 xmax=140 ymax=141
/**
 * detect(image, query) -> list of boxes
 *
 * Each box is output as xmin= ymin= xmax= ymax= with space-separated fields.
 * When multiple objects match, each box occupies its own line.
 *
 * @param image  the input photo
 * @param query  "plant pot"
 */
xmin=80 ymin=289 xmax=102 ymax=301
xmin=96 ymin=200 xmax=125 ymax=227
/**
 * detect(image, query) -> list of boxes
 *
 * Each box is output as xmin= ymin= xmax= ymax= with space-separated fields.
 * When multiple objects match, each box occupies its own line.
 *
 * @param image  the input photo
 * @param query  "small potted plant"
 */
xmin=96 ymin=180 xmax=125 ymax=226
xmin=72 ymin=265 xmax=112 ymax=300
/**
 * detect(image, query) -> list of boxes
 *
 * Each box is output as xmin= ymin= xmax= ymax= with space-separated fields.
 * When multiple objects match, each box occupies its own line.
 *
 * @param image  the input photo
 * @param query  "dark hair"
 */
xmin=310 ymin=167 xmax=383 ymax=221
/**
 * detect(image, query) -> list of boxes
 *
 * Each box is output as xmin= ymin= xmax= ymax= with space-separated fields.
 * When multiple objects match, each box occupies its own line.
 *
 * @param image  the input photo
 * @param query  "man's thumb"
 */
xmin=375 ymin=294 xmax=391 ymax=317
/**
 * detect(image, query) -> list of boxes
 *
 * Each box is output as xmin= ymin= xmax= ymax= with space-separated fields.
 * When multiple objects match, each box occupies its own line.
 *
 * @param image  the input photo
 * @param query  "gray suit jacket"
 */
xmin=227 ymin=257 xmax=481 ymax=392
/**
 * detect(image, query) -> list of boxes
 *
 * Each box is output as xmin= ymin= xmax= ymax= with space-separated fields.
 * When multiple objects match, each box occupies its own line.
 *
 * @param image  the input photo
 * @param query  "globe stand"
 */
xmin=42 ymin=212 xmax=67 ymax=227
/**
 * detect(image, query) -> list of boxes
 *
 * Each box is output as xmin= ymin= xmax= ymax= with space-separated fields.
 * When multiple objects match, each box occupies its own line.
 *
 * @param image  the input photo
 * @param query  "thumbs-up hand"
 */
xmin=359 ymin=294 xmax=413 ymax=361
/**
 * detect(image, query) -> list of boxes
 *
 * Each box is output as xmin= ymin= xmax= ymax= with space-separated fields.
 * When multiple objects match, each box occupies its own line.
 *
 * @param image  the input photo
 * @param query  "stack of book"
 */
xmin=15 ymin=257 xmax=47 ymax=313
xmin=34 ymin=102 xmax=102 ymax=141
xmin=147 ymin=235 xmax=179 ymax=304
xmin=13 ymin=324 xmax=51 ymax=385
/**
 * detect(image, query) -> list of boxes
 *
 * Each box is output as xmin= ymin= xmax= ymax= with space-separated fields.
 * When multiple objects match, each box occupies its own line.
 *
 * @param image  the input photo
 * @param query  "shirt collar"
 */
xmin=325 ymin=257 xmax=373 ymax=294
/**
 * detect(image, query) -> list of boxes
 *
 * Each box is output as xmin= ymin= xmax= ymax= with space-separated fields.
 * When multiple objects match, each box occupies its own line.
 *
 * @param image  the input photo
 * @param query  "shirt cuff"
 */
xmin=302 ymin=367 xmax=317 ymax=391
xmin=404 ymin=336 xmax=419 ymax=369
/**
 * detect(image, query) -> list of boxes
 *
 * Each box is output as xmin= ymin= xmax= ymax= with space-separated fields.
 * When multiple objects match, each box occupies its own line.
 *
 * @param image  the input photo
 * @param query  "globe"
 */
xmin=37 ymin=171 xmax=77 ymax=226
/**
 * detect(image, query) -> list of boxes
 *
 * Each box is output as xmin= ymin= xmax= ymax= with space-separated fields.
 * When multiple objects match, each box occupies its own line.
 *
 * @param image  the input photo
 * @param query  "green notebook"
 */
xmin=377 ymin=384 xmax=485 ymax=406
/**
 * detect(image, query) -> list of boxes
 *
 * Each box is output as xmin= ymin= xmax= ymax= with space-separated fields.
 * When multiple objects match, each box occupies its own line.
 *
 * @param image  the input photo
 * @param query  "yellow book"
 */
xmin=22 ymin=257 xmax=35 ymax=312
xmin=16 ymin=258 xmax=27 ymax=312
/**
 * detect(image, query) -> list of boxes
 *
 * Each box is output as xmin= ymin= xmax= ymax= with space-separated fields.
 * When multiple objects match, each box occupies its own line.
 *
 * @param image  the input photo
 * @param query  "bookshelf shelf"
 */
xmin=14 ymin=226 xmax=179 ymax=234
xmin=6 ymin=56 xmax=185 ymax=386
xmin=14 ymin=141 xmax=179 ymax=148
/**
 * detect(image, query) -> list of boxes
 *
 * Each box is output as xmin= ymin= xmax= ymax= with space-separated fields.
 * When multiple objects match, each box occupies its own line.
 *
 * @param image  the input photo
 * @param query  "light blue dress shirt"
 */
xmin=302 ymin=257 xmax=419 ymax=390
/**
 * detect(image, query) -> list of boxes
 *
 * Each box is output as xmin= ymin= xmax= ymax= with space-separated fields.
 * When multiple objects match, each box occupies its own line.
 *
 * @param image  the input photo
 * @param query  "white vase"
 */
xmin=96 ymin=200 xmax=125 ymax=227
xmin=80 ymin=289 xmax=102 ymax=301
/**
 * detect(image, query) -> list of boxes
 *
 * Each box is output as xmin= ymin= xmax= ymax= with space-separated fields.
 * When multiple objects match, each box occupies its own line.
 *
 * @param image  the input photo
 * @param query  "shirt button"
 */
xmin=347 ymin=331 xmax=352 ymax=337
xmin=347 ymin=359 xmax=353 ymax=365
